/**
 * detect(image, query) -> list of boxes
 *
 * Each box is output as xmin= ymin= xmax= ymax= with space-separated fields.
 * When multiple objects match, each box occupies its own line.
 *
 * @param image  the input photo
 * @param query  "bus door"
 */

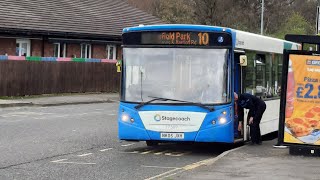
xmin=234 ymin=50 xmax=249 ymax=141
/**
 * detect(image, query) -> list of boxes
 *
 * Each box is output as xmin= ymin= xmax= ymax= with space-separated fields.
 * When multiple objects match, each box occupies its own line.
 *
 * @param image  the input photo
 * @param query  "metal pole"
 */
xmin=317 ymin=6 xmax=319 ymax=51
xmin=261 ymin=0 xmax=264 ymax=35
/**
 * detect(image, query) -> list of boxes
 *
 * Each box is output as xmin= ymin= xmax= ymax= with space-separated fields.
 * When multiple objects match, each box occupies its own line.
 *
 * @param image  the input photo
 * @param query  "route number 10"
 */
xmin=198 ymin=33 xmax=209 ymax=45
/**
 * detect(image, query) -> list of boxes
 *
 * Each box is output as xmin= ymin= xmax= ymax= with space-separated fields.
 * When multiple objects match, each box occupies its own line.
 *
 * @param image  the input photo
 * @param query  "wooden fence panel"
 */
xmin=0 ymin=61 xmax=120 ymax=96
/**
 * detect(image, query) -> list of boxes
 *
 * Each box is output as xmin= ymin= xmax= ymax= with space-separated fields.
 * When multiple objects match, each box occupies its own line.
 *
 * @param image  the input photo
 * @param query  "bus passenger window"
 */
xmin=242 ymin=51 xmax=282 ymax=100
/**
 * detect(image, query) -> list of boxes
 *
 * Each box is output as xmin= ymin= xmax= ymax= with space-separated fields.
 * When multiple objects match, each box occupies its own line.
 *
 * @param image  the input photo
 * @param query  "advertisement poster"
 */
xmin=284 ymin=54 xmax=320 ymax=145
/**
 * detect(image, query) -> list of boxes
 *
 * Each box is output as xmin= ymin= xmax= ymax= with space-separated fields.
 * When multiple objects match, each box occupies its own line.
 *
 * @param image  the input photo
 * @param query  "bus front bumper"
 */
xmin=118 ymin=121 xmax=234 ymax=143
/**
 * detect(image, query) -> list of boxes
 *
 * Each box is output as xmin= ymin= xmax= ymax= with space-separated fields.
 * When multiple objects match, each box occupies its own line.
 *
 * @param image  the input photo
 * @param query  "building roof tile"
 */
xmin=0 ymin=0 xmax=163 ymax=37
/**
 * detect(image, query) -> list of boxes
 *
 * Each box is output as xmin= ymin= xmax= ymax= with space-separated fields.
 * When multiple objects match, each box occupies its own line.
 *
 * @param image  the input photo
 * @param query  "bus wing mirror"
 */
xmin=239 ymin=55 xmax=247 ymax=66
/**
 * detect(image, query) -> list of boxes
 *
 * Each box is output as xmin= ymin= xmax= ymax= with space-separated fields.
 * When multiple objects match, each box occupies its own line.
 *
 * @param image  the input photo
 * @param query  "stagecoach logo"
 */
xmin=306 ymin=59 xmax=320 ymax=66
xmin=154 ymin=114 xmax=161 ymax=121
xmin=153 ymin=114 xmax=191 ymax=122
xmin=218 ymin=36 xmax=224 ymax=43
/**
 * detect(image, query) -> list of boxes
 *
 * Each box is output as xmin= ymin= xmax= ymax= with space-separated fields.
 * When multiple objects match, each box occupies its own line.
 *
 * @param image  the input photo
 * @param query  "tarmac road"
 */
xmin=0 ymin=103 xmax=234 ymax=180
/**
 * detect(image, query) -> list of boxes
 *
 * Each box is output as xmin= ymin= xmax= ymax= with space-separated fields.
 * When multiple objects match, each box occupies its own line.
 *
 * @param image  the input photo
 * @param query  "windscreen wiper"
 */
xmin=135 ymin=96 xmax=214 ymax=112
xmin=134 ymin=97 xmax=169 ymax=110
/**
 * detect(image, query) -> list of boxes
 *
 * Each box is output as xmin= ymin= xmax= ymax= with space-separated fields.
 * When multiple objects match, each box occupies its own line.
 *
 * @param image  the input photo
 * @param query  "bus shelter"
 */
xmin=278 ymin=34 xmax=320 ymax=156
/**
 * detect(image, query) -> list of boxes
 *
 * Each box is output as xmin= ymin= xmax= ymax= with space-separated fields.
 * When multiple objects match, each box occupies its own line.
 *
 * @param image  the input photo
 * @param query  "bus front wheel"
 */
xmin=146 ymin=141 xmax=158 ymax=147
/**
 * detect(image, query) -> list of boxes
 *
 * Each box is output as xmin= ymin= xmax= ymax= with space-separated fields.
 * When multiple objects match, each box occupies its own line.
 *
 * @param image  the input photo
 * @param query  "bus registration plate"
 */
xmin=160 ymin=133 xmax=184 ymax=139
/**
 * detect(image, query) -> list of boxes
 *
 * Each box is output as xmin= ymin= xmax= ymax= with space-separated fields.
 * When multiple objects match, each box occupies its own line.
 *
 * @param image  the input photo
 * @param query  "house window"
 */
xmin=81 ymin=44 xmax=91 ymax=58
xmin=107 ymin=45 xmax=117 ymax=60
xmin=53 ymin=43 xmax=66 ymax=57
xmin=16 ymin=39 xmax=31 ymax=56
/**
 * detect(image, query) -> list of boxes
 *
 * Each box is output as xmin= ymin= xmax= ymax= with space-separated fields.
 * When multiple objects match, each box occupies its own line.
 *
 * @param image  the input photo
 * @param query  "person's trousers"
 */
xmin=249 ymin=103 xmax=266 ymax=143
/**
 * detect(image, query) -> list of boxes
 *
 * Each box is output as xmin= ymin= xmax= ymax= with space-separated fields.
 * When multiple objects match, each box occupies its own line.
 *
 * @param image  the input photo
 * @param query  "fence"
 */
xmin=0 ymin=56 xmax=120 ymax=96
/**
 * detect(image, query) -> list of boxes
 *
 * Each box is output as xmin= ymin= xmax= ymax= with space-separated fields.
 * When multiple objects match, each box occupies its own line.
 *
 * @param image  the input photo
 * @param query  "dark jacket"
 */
xmin=237 ymin=93 xmax=266 ymax=122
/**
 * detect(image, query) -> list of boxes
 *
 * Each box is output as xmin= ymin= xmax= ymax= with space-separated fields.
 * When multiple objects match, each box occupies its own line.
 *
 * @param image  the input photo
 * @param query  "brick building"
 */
xmin=0 ymin=0 xmax=162 ymax=60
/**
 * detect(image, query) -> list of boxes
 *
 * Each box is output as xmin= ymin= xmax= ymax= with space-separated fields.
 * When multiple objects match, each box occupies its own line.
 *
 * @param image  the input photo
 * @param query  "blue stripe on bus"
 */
xmin=123 ymin=25 xmax=233 ymax=34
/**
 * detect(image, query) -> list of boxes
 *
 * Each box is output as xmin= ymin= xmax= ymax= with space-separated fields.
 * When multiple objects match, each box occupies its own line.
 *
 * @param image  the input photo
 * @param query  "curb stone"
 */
xmin=0 ymin=99 xmax=118 ymax=108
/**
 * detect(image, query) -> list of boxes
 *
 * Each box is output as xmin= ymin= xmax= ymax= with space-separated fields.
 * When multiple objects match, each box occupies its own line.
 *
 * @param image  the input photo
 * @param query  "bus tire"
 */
xmin=146 ymin=141 xmax=158 ymax=146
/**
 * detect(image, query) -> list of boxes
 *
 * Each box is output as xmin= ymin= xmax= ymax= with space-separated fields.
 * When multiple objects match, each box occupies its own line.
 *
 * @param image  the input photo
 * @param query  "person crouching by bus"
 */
xmin=234 ymin=92 xmax=266 ymax=145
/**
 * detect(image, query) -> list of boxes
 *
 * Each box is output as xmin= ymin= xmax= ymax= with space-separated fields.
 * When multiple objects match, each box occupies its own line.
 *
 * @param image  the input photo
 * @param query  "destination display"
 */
xmin=122 ymin=31 xmax=232 ymax=47
xmin=283 ymin=54 xmax=320 ymax=145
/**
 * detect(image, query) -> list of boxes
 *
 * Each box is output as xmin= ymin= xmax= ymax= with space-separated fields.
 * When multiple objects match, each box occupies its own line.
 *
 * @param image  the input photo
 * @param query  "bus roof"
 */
xmin=235 ymin=30 xmax=301 ymax=54
xmin=123 ymin=24 xmax=233 ymax=34
xmin=123 ymin=24 xmax=301 ymax=53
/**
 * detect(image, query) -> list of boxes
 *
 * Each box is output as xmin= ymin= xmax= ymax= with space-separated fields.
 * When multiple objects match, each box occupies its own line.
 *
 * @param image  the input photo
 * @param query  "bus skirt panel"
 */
xmin=118 ymin=121 xmax=151 ymax=141
xmin=195 ymin=120 xmax=234 ymax=143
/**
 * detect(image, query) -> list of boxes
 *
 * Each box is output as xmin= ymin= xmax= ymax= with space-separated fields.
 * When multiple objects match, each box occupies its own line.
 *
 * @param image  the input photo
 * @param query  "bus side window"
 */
xmin=242 ymin=51 xmax=282 ymax=100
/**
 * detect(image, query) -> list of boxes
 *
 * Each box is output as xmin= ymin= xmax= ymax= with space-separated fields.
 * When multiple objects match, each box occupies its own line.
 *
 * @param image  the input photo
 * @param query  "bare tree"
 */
xmin=153 ymin=0 xmax=195 ymax=24
xmin=125 ymin=0 xmax=317 ymax=36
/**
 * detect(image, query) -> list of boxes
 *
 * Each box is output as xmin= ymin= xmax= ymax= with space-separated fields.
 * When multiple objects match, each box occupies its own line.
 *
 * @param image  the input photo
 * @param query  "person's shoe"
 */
xmin=249 ymin=141 xmax=255 ymax=145
xmin=256 ymin=141 xmax=262 ymax=145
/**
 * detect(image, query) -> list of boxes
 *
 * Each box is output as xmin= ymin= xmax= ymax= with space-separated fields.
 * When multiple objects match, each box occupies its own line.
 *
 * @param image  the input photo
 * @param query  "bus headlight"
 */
xmin=121 ymin=114 xmax=129 ymax=122
xmin=219 ymin=117 xmax=227 ymax=124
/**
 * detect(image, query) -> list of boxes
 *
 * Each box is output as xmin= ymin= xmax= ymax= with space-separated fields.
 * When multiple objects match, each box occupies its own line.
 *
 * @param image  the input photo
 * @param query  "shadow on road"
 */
xmin=122 ymin=132 xmax=278 ymax=157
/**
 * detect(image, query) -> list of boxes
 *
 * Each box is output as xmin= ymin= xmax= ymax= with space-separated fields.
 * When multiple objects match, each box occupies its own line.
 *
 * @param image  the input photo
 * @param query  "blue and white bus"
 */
xmin=118 ymin=24 xmax=300 ymax=146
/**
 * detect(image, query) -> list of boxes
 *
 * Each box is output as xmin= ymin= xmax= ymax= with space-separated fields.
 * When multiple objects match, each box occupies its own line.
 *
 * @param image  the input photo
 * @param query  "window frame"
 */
xmin=107 ymin=45 xmax=117 ymax=60
xmin=81 ymin=44 xmax=92 ymax=58
xmin=241 ymin=50 xmax=283 ymax=100
xmin=16 ymin=39 xmax=31 ymax=56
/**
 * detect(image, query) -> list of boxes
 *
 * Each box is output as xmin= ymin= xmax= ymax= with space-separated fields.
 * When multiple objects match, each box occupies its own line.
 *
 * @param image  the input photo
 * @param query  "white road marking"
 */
xmin=77 ymin=153 xmax=93 ymax=157
xmin=168 ymin=151 xmax=192 ymax=157
xmin=78 ymin=113 xmax=89 ymax=116
xmin=140 ymin=150 xmax=155 ymax=155
xmin=141 ymin=165 xmax=181 ymax=169
xmin=108 ymin=113 xmax=116 ymax=115
xmin=144 ymin=168 xmax=182 ymax=180
xmin=53 ymin=115 xmax=70 ymax=118
xmin=33 ymin=117 xmax=46 ymax=120
xmin=154 ymin=150 xmax=170 ymax=155
xmin=53 ymin=161 xmax=96 ymax=165
xmin=121 ymin=151 xmax=139 ymax=154
xmin=145 ymin=145 xmax=246 ymax=180
xmin=2 ymin=112 xmax=53 ymax=118
xmin=51 ymin=159 xmax=67 ymax=163
xmin=121 ymin=143 xmax=135 ymax=147
xmin=100 ymin=148 xmax=113 ymax=152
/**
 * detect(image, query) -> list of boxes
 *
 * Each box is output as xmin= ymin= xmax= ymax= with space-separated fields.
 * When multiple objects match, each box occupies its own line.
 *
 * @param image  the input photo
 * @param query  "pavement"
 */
xmin=0 ymin=93 xmax=119 ymax=107
xmin=1 ymin=93 xmax=320 ymax=179
xmin=170 ymin=139 xmax=320 ymax=180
